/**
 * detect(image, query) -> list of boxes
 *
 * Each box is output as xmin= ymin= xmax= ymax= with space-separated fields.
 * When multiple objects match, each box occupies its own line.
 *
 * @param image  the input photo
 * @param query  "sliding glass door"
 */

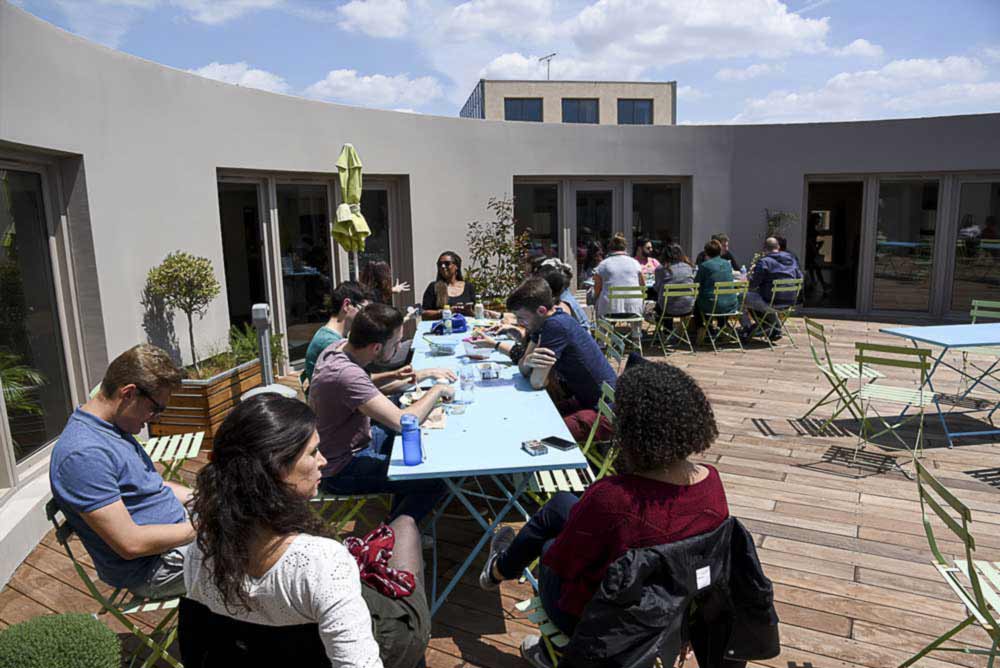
xmin=950 ymin=178 xmax=1000 ymax=314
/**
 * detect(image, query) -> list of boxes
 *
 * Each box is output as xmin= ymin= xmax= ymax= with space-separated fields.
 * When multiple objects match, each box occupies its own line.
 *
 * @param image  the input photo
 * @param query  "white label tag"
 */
xmin=696 ymin=566 xmax=711 ymax=590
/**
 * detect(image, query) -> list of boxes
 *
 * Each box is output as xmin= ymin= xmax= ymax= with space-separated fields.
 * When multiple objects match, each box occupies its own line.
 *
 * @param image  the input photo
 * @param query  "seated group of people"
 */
xmin=655 ymin=234 xmax=802 ymax=343
xmin=48 ymin=247 xmax=777 ymax=668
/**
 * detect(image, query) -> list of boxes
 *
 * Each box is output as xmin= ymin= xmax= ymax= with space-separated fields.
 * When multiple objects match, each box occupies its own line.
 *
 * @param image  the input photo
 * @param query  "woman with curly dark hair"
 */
xmin=180 ymin=393 xmax=429 ymax=668
xmin=479 ymin=363 xmax=729 ymax=668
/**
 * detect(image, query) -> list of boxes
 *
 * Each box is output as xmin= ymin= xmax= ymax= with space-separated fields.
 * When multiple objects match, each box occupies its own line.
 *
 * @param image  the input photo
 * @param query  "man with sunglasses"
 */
xmin=50 ymin=344 xmax=194 ymax=598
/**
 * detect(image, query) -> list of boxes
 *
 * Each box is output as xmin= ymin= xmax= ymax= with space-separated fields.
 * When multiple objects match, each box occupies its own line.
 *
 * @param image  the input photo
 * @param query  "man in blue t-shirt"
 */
xmin=49 ymin=344 xmax=193 ymax=597
xmin=507 ymin=277 xmax=617 ymax=441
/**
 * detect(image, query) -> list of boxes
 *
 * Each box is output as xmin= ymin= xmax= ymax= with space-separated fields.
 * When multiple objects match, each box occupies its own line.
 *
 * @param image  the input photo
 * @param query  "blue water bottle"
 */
xmin=400 ymin=414 xmax=423 ymax=466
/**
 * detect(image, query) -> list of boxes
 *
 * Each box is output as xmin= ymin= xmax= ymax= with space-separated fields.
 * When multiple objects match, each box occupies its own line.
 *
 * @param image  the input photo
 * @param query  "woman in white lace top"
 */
xmin=182 ymin=394 xmax=429 ymax=668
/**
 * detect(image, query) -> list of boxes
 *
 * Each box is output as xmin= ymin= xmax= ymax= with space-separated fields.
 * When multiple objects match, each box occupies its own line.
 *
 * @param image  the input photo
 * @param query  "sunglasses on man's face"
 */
xmin=438 ymin=261 xmax=455 ymax=268
xmin=136 ymin=386 xmax=168 ymax=416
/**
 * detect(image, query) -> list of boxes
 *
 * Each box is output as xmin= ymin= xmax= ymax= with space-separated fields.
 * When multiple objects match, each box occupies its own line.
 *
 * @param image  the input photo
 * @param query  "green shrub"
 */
xmin=0 ymin=613 xmax=120 ymax=668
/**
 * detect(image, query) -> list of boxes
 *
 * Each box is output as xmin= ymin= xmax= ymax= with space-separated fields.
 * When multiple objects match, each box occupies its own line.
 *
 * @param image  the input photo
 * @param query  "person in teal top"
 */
xmin=301 ymin=281 xmax=370 ymax=392
xmin=694 ymin=240 xmax=737 ymax=335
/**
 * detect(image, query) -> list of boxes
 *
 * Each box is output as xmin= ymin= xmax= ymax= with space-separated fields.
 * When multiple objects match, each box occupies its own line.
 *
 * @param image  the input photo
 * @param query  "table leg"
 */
xmin=429 ymin=474 xmax=533 ymax=616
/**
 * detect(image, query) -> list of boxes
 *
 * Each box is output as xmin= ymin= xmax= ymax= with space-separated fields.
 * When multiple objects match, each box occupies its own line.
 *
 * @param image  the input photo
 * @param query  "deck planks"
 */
xmin=1 ymin=316 xmax=998 ymax=668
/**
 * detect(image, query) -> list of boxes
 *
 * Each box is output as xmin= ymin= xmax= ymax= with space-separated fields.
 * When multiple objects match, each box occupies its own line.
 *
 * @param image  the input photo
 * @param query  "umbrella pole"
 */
xmin=351 ymin=250 xmax=359 ymax=280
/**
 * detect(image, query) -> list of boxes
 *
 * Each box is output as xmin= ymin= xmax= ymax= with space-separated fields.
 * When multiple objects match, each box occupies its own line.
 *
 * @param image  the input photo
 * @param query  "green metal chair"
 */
xmin=800 ymin=317 xmax=883 ymax=424
xmin=652 ymin=284 xmax=699 ymax=355
xmin=595 ymin=320 xmax=627 ymax=374
xmin=745 ymin=278 xmax=803 ymax=349
xmin=850 ymin=342 xmax=936 ymax=477
xmin=309 ymin=492 xmax=391 ymax=535
xmin=45 ymin=499 xmax=181 ymax=668
xmin=604 ymin=285 xmax=646 ymax=355
xmin=961 ymin=299 xmax=1000 ymax=394
xmin=900 ymin=459 xmax=1000 ymax=667
xmin=698 ymin=281 xmax=748 ymax=354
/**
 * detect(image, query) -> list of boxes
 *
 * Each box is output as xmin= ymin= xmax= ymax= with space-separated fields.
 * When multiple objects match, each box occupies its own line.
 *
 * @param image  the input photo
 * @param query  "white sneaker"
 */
xmin=478 ymin=525 xmax=516 ymax=590
xmin=519 ymin=635 xmax=554 ymax=668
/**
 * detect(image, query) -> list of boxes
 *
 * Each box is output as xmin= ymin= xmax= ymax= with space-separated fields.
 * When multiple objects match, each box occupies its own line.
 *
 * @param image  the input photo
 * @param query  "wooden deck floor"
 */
xmin=2 ymin=316 xmax=999 ymax=667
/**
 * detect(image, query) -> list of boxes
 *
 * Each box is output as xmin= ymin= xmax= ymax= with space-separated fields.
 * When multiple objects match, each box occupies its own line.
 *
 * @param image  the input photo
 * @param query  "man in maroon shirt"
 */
xmin=479 ymin=363 xmax=730 ymax=668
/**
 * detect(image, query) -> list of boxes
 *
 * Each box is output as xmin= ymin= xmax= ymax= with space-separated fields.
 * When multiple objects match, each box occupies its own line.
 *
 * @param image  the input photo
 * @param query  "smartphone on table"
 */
xmin=540 ymin=436 xmax=578 ymax=451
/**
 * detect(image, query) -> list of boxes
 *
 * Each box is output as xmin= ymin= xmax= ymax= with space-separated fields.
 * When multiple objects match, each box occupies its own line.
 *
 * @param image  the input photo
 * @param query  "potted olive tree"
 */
xmin=465 ymin=196 xmax=531 ymax=310
xmin=144 ymin=251 xmax=262 ymax=450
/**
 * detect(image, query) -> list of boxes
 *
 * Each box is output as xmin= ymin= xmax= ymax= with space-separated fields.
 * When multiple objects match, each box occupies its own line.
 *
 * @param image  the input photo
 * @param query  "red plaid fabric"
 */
xmin=343 ymin=524 xmax=415 ymax=599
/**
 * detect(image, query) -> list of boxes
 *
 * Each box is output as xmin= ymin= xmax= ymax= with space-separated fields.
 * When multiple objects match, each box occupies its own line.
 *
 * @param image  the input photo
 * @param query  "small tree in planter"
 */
xmin=146 ymin=251 xmax=221 ymax=373
xmin=465 ymin=196 xmax=531 ymax=306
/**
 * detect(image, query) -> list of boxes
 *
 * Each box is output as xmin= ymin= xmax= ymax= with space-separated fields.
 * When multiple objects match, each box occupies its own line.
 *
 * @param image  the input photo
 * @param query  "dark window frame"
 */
xmin=562 ymin=98 xmax=600 ymax=124
xmin=504 ymin=98 xmax=543 ymax=122
xmin=617 ymin=99 xmax=654 ymax=125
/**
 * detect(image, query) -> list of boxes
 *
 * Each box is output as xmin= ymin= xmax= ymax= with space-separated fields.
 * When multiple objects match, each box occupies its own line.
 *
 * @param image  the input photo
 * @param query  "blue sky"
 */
xmin=12 ymin=0 xmax=1000 ymax=123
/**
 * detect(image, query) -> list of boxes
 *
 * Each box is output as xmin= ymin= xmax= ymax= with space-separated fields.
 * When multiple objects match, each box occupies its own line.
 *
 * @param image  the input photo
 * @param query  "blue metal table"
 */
xmin=881 ymin=323 xmax=1000 ymax=447
xmin=387 ymin=323 xmax=587 ymax=615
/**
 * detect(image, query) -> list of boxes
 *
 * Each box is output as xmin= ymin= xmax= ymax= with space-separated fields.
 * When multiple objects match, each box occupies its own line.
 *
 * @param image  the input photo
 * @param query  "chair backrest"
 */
xmin=178 ymin=597 xmax=329 ymax=667
xmin=595 ymin=325 xmax=626 ymax=373
xmin=854 ymin=342 xmax=932 ymax=386
xmin=580 ymin=381 xmax=616 ymax=456
xmin=914 ymin=459 xmax=998 ymax=632
xmin=970 ymin=299 xmax=1000 ymax=324
xmin=767 ymin=278 xmax=803 ymax=308
xmin=803 ymin=317 xmax=833 ymax=370
xmin=608 ymin=285 xmax=646 ymax=300
xmin=710 ymin=280 xmax=747 ymax=314
xmin=660 ymin=284 xmax=698 ymax=310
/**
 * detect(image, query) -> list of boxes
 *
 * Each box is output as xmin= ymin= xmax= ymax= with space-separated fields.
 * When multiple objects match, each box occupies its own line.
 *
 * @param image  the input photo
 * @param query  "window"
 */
xmin=504 ymin=98 xmax=543 ymax=122
xmin=562 ymin=99 xmax=599 ymax=124
xmin=0 ymin=169 xmax=72 ymax=463
xmin=632 ymin=184 xmax=681 ymax=256
xmin=618 ymin=99 xmax=653 ymax=125
xmin=514 ymin=184 xmax=559 ymax=262
xmin=950 ymin=180 xmax=1000 ymax=312
xmin=872 ymin=180 xmax=938 ymax=311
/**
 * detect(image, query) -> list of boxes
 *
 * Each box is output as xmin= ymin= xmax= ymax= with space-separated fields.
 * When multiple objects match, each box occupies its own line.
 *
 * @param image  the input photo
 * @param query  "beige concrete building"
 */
xmin=460 ymin=80 xmax=676 ymax=125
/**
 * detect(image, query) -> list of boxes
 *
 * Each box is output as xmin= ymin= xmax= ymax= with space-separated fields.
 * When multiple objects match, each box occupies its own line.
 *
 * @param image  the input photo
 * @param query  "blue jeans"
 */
xmin=495 ymin=492 xmax=580 ymax=635
xmin=320 ymin=423 xmax=445 ymax=524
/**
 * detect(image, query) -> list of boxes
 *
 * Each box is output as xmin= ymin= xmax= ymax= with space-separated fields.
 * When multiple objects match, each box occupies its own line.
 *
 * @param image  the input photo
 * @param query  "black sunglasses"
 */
xmin=136 ymin=386 xmax=167 ymax=416
xmin=437 ymin=261 xmax=455 ymax=268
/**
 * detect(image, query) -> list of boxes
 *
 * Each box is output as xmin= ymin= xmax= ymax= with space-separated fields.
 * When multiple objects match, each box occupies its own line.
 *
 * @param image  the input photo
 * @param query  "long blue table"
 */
xmin=881 ymin=323 xmax=1000 ymax=447
xmin=387 ymin=323 xmax=588 ymax=615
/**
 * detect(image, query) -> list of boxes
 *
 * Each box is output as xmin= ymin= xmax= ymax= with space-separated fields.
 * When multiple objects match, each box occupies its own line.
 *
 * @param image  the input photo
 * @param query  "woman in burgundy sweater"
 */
xmin=480 ymin=362 xmax=729 ymax=667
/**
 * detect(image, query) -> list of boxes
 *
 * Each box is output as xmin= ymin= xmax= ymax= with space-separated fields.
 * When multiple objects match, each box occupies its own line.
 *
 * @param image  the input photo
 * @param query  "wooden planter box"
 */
xmin=148 ymin=359 xmax=262 ymax=451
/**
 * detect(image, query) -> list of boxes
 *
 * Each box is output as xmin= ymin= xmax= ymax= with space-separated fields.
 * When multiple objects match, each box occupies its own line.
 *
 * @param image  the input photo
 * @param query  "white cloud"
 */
xmin=716 ymin=63 xmax=785 ymax=81
xmin=443 ymin=0 xmax=557 ymax=42
xmin=170 ymin=0 xmax=283 ymax=25
xmin=479 ymin=52 xmax=643 ymax=81
xmin=337 ymin=0 xmax=409 ymax=38
xmin=567 ymin=0 xmax=830 ymax=67
xmin=188 ymin=61 xmax=290 ymax=93
xmin=52 ymin=0 xmax=157 ymax=47
xmin=731 ymin=56 xmax=1000 ymax=123
xmin=304 ymin=69 xmax=443 ymax=108
xmin=831 ymin=38 xmax=883 ymax=58
xmin=983 ymin=46 xmax=1000 ymax=63
xmin=677 ymin=85 xmax=707 ymax=100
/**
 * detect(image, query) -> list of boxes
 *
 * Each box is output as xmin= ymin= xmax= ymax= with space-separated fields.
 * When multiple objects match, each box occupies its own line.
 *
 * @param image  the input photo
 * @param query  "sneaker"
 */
xmin=519 ymin=635 xmax=555 ymax=668
xmin=478 ymin=525 xmax=516 ymax=590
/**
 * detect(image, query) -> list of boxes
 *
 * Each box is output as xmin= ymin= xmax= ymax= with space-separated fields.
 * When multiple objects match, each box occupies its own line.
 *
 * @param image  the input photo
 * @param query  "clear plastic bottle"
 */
xmin=474 ymin=296 xmax=485 ymax=321
xmin=739 ymin=265 xmax=748 ymax=281
xmin=442 ymin=305 xmax=453 ymax=334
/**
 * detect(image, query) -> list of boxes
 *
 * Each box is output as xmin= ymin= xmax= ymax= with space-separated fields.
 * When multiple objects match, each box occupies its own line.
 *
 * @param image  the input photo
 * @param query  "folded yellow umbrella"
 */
xmin=332 ymin=143 xmax=371 ymax=253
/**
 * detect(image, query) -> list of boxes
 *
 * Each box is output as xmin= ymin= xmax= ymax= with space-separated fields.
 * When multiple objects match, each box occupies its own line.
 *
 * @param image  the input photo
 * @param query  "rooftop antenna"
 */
xmin=539 ymin=53 xmax=557 ymax=80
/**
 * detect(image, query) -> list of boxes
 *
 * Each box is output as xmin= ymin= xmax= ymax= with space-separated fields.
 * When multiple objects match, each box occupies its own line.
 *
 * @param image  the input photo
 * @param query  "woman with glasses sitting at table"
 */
xmin=420 ymin=251 xmax=476 ymax=320
xmin=479 ymin=363 xmax=730 ymax=668
xmin=180 ymin=393 xmax=430 ymax=668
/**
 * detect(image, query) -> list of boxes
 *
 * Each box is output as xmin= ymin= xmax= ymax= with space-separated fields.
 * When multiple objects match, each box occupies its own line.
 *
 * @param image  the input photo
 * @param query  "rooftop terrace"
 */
xmin=2 ymin=315 xmax=998 ymax=667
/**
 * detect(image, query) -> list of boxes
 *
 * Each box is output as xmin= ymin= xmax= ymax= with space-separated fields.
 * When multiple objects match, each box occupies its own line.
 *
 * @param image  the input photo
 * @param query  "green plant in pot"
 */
xmin=465 ymin=196 xmax=531 ymax=308
xmin=230 ymin=322 xmax=286 ymax=376
xmin=145 ymin=251 xmax=221 ymax=374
